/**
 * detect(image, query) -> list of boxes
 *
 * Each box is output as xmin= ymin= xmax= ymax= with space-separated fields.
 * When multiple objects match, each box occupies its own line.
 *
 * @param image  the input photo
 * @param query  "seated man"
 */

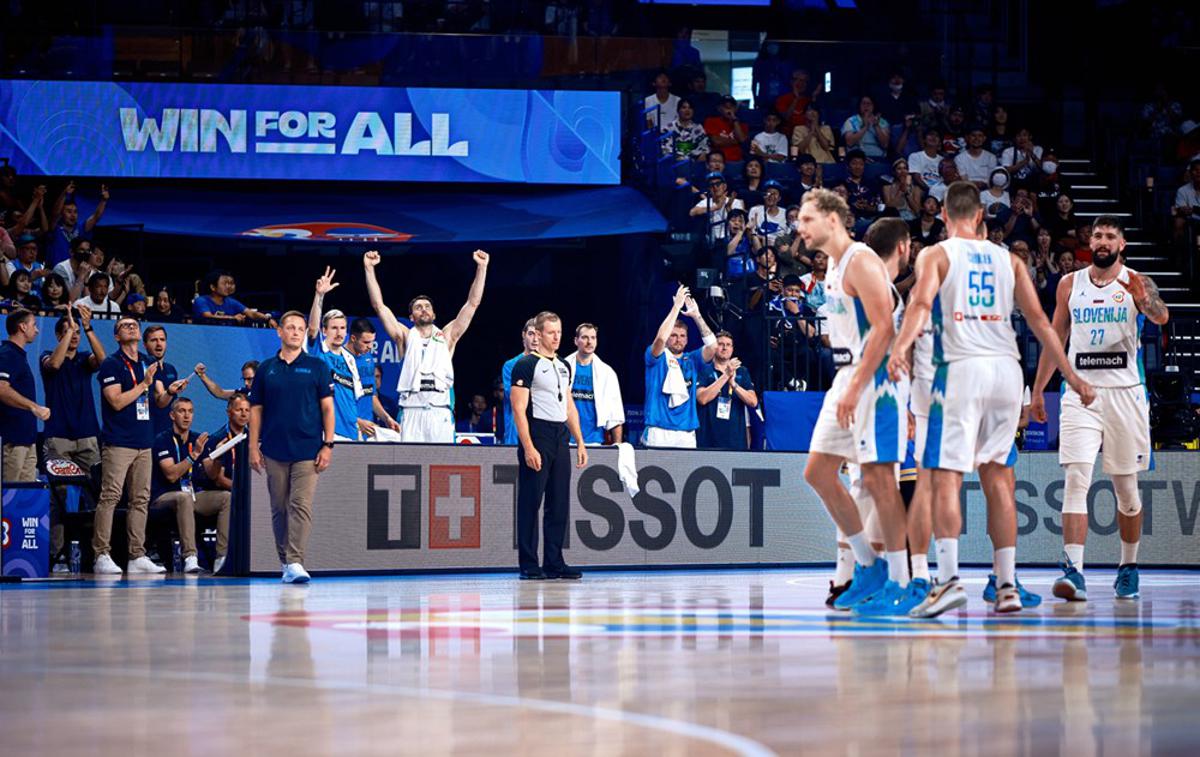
xmin=192 ymin=270 xmax=274 ymax=326
xmin=149 ymin=397 xmax=230 ymax=573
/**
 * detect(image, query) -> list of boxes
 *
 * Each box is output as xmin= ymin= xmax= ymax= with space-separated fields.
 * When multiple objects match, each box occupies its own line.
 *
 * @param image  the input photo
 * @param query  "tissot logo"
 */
xmin=429 ymin=466 xmax=482 ymax=549
xmin=366 ymin=464 xmax=422 ymax=549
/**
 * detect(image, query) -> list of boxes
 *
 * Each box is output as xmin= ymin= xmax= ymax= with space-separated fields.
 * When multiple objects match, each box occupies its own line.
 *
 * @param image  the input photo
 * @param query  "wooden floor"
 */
xmin=2 ymin=567 xmax=1198 ymax=756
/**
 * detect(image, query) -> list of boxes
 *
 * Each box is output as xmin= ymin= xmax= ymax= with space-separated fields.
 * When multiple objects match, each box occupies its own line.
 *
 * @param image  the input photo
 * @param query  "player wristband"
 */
xmin=702 ymin=334 xmax=718 ymax=347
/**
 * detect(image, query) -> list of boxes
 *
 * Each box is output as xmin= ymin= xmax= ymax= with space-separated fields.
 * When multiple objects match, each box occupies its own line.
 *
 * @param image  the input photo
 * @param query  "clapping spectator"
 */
xmin=645 ymin=71 xmax=680 ymax=132
xmin=663 ymin=98 xmax=710 ymax=161
xmin=150 ymin=286 xmax=187 ymax=323
xmin=751 ymin=112 xmax=789 ymax=162
xmin=6 ymin=185 xmax=48 ymax=240
xmin=789 ymin=106 xmax=836 ymax=164
xmin=725 ymin=210 xmax=755 ymax=278
xmin=735 ymin=157 xmax=766 ymax=209
xmin=988 ymin=104 xmax=1014 ymax=155
xmin=192 ymin=271 xmax=274 ymax=325
xmin=704 ymin=96 xmax=748 ymax=162
xmin=748 ymin=180 xmax=787 ymax=248
xmin=882 ymin=157 xmax=923 ymax=221
xmin=775 ymin=69 xmax=819 ymax=137
xmin=1000 ymin=127 xmax=1043 ymax=190
xmin=1002 ymin=189 xmax=1042 ymax=246
xmin=40 ymin=272 xmax=70 ymax=312
xmin=908 ymin=129 xmax=944 ymax=193
xmin=47 ymin=181 xmax=108 ymax=268
xmin=875 ymin=71 xmax=919 ymax=126
xmin=954 ymin=126 xmax=998 ymax=188
xmin=842 ymin=96 xmax=890 ymax=160
xmin=1172 ymin=158 xmax=1200 ymax=241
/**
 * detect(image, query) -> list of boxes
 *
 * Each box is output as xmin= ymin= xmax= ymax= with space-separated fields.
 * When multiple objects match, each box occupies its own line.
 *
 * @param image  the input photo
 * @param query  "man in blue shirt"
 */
xmin=348 ymin=317 xmax=399 ymax=437
xmin=198 ymin=394 xmax=251 ymax=500
xmin=0 ymin=309 xmax=51 ymax=481
xmin=143 ymin=325 xmax=188 ymax=438
xmin=249 ymin=310 xmax=335 ymax=584
xmin=192 ymin=270 xmax=275 ymax=326
xmin=643 ymin=285 xmax=718 ymax=448
xmin=697 ymin=331 xmax=758 ymax=450
xmin=92 ymin=316 xmax=166 ymax=575
xmin=305 ymin=267 xmax=366 ymax=441
xmin=502 ymin=318 xmax=538 ymax=445
xmin=149 ymin=397 xmax=230 ymax=574
xmin=46 ymin=181 xmax=108 ymax=267
xmin=567 ymin=323 xmax=624 ymax=445
xmin=372 ymin=364 xmax=400 ymax=430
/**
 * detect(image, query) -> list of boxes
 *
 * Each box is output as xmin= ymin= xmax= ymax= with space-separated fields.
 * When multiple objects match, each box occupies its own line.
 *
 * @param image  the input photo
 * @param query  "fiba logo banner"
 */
xmin=1 ymin=487 xmax=50 ymax=578
xmin=242 ymin=222 xmax=412 ymax=242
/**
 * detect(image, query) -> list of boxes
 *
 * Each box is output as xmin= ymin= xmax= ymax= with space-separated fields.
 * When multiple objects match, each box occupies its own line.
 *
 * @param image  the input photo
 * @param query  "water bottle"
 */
xmin=172 ymin=540 xmax=183 ymax=573
xmin=69 ymin=541 xmax=81 ymax=575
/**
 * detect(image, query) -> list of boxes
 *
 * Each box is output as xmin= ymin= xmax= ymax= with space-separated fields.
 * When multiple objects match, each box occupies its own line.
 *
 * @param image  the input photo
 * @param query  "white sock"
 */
xmin=911 ymin=554 xmax=930 ymax=582
xmin=886 ymin=550 xmax=910 ymax=587
xmin=1064 ymin=543 xmax=1085 ymax=573
xmin=1120 ymin=540 xmax=1139 ymax=566
xmin=935 ymin=538 xmax=958 ymax=583
xmin=834 ymin=547 xmax=855 ymax=585
xmin=994 ymin=546 xmax=1016 ymax=588
xmin=846 ymin=532 xmax=876 ymax=566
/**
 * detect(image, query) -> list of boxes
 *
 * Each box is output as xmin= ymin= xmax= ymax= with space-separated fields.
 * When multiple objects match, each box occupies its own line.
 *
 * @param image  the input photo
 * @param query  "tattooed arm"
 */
xmin=1122 ymin=272 xmax=1169 ymax=325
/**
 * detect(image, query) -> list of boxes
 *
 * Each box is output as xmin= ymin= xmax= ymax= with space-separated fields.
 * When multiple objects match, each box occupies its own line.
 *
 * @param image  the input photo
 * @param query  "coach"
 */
xmin=0 ymin=309 xmax=51 ymax=481
xmin=248 ymin=310 xmax=335 ymax=584
xmin=510 ymin=311 xmax=588 ymax=580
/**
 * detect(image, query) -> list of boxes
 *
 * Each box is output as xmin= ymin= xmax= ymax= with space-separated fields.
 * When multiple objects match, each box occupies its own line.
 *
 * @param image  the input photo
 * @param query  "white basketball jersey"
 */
xmin=932 ymin=237 xmax=1019 ymax=363
xmin=1067 ymin=267 xmax=1143 ymax=387
xmin=822 ymin=242 xmax=877 ymax=368
xmin=912 ymin=312 xmax=935 ymax=382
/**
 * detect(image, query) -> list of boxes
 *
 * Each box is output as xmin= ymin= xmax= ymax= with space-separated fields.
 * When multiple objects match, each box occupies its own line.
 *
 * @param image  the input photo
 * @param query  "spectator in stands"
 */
xmin=919 ymin=82 xmax=950 ymax=133
xmin=987 ymin=222 xmax=1009 ymax=250
xmin=749 ymin=180 xmax=787 ymax=248
xmin=144 ymin=325 xmax=188 ymax=438
xmin=126 ymin=293 xmax=147 ymax=317
xmin=704 ymin=97 xmax=748 ymax=163
xmin=746 ymin=246 xmax=781 ymax=312
xmin=875 ymin=71 xmax=919 ymax=126
xmin=736 ymin=157 xmax=766 ymax=209
xmin=149 ymin=397 xmax=230 ymax=574
xmin=6 ymin=233 xmax=47 ymax=293
xmin=1009 ymin=239 xmax=1034 ymax=280
xmin=844 ymin=151 xmax=883 ymax=225
xmin=705 ymin=150 xmax=727 ymax=177
xmin=776 ymin=69 xmax=819 ymax=137
xmin=1045 ymin=193 xmax=1079 ymax=246
xmin=799 ymin=249 xmax=828 ymax=312
xmin=193 ymin=271 xmax=275 ymax=326
xmin=697 ymin=331 xmax=757 ymax=450
xmin=1141 ymin=83 xmax=1183 ymax=139
xmin=1071 ymin=222 xmax=1094 ymax=264
xmin=0 ymin=309 xmax=50 ymax=481
xmin=150 ymin=286 xmax=187 ymax=323
xmin=790 ymin=106 xmax=836 ymax=165
xmin=941 ymin=105 xmax=967 ymax=156
xmin=47 ymin=182 xmax=108 ymax=268
xmin=752 ymin=41 xmax=792 ymax=107
xmin=0 ymin=166 xmax=22 ymax=212
xmin=988 ymin=104 xmax=1014 ymax=156
xmin=690 ymin=173 xmax=744 ymax=245
xmin=1030 ymin=232 xmax=1056 ymax=304
xmin=5 ymin=185 xmax=47 ymax=243
xmin=882 ymin=158 xmax=923 ymax=221
xmin=92 ymin=317 xmax=165 ymax=574
xmin=908 ymin=129 xmax=944 ymax=194
xmin=642 ymin=284 xmax=718 ymax=449
xmin=1171 ymin=158 xmax=1200 ymax=241
xmin=911 ymin=196 xmax=946 ymax=247
xmin=1035 ymin=226 xmax=1057 ymax=262
xmin=954 ymin=126 xmax=998 ymax=188
xmin=774 ymin=205 xmax=810 ymax=276
xmin=1000 ymin=127 xmax=1043 ymax=190
xmin=663 ymin=99 xmax=709 ymax=161
xmin=54 ymin=237 xmax=96 ymax=298
xmin=645 ymin=72 xmax=680 ymax=132
xmin=1034 ymin=148 xmax=1069 ymax=216
xmin=40 ymin=272 xmax=70 ymax=311
xmin=972 ymin=85 xmax=995 ymax=127
xmin=687 ymin=72 xmax=722 ymax=123
xmin=795 ymin=154 xmax=822 ymax=193
xmin=982 ymin=167 xmax=1012 ymax=221
xmin=74 ymin=272 xmax=120 ymax=315
xmin=929 ymin=158 xmax=961 ymax=203
xmin=726 ymin=209 xmax=755 ymax=278
xmin=195 ymin=360 xmax=257 ymax=402
xmin=106 ymin=254 xmax=144 ymax=306
xmin=0 ymin=222 xmax=13 ymax=261
xmin=842 ymin=95 xmax=890 ymax=160
xmin=751 ymin=112 xmax=789 ymax=163
xmin=457 ymin=394 xmax=492 ymax=435
xmin=502 ymin=318 xmax=539 ymax=445
xmin=7 ymin=270 xmax=42 ymax=309
xmin=1003 ymin=189 xmax=1042 ymax=246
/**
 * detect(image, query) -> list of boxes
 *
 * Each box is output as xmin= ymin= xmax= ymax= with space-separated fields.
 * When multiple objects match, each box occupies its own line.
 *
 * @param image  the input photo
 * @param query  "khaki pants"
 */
xmin=93 ymin=446 xmax=152 ymax=559
xmin=151 ymin=490 xmax=231 ymax=558
xmin=2 ymin=443 xmax=38 ymax=482
xmin=45 ymin=436 xmax=101 ymax=557
xmin=265 ymin=457 xmax=319 ymax=565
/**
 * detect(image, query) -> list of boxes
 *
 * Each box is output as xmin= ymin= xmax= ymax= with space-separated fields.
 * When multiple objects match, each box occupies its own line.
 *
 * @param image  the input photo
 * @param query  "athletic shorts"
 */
xmin=399 ymin=406 xmax=455 ymax=444
xmin=910 ymin=374 xmax=932 ymax=470
xmin=643 ymin=427 xmax=697 ymax=449
xmin=1059 ymin=384 xmax=1151 ymax=475
xmin=923 ymin=355 xmax=1021 ymax=473
xmin=809 ymin=364 xmax=908 ymax=465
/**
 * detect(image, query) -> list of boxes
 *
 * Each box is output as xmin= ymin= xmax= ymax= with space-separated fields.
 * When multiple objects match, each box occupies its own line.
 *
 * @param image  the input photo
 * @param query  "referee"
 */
xmin=510 ymin=311 xmax=588 ymax=580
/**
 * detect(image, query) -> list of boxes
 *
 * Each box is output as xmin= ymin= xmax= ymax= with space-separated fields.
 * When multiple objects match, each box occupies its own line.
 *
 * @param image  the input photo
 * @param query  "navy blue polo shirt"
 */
xmin=697 ymin=363 xmax=755 ymax=450
xmin=195 ymin=423 xmax=241 ymax=490
xmin=150 ymin=360 xmax=178 ymax=437
xmin=97 ymin=352 xmax=155 ymax=449
xmin=151 ymin=428 xmax=202 ymax=501
xmin=249 ymin=351 xmax=333 ymax=462
xmin=40 ymin=350 xmax=101 ymax=440
xmin=0 ymin=340 xmax=38 ymax=445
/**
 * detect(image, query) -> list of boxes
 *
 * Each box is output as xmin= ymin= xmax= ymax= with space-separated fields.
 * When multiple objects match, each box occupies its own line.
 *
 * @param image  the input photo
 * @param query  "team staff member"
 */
xmin=149 ymin=397 xmax=230 ymax=574
xmin=643 ymin=285 xmax=718 ymax=448
xmin=194 ymin=360 xmax=257 ymax=400
xmin=697 ymin=331 xmax=757 ymax=450
xmin=200 ymin=394 xmax=251 ymax=497
xmin=502 ymin=319 xmax=539 ymax=445
xmin=143 ymin=325 xmax=188 ymax=437
xmin=565 ymin=323 xmax=625 ymax=445
xmin=510 ymin=311 xmax=588 ymax=580
xmin=92 ymin=316 xmax=166 ymax=575
xmin=249 ymin=311 xmax=335 ymax=584
xmin=306 ymin=267 xmax=362 ymax=440
xmin=0 ymin=309 xmax=51 ymax=481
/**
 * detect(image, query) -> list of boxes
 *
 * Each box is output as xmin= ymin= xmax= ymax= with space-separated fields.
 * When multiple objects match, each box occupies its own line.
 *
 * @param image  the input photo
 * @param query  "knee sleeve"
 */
xmin=1113 ymin=473 xmax=1142 ymax=517
xmin=1062 ymin=462 xmax=1093 ymax=515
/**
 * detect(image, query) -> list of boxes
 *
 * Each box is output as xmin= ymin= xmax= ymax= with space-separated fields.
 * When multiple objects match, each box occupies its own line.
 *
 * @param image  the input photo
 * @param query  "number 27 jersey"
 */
xmin=932 ymin=237 xmax=1019 ymax=363
xmin=1067 ymin=267 xmax=1143 ymax=388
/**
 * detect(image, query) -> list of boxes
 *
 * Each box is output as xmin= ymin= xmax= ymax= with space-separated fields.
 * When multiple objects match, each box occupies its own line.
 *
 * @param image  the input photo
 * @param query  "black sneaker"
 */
xmin=826 ymin=579 xmax=852 ymax=609
xmin=544 ymin=567 xmax=583 ymax=580
xmin=519 ymin=569 xmax=546 ymax=580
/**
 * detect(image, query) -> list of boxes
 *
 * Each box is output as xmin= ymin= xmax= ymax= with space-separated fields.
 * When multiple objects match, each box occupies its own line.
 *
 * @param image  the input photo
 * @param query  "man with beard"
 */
xmin=1030 ymin=215 xmax=1169 ymax=601
xmin=143 ymin=325 xmax=189 ymax=438
xmin=305 ymin=267 xmax=375 ymax=440
xmin=643 ymin=284 xmax=718 ymax=448
xmin=502 ymin=319 xmax=539 ymax=445
xmin=364 ymin=249 xmax=488 ymax=443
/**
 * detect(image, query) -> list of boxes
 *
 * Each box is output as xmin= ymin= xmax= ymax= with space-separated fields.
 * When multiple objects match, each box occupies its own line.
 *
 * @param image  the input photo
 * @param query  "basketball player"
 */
xmin=798 ymin=191 xmax=911 ymax=614
xmin=1030 ymin=215 xmax=1169 ymax=601
xmin=889 ymin=181 xmax=1094 ymax=617
xmin=363 ymin=249 xmax=489 ymax=443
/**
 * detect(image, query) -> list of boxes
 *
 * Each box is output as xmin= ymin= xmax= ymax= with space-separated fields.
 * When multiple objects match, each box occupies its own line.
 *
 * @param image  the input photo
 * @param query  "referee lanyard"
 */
xmin=536 ymin=352 xmax=563 ymax=402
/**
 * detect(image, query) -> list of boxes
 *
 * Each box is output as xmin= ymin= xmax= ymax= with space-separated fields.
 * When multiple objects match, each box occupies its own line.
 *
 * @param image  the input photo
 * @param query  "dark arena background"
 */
xmin=1 ymin=2 xmax=1198 ymax=754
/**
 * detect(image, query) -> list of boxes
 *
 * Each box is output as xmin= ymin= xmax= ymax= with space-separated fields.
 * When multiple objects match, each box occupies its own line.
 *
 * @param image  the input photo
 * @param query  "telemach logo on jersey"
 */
xmin=1076 ymin=352 xmax=1128 ymax=370
xmin=953 ymin=311 xmax=1005 ymax=322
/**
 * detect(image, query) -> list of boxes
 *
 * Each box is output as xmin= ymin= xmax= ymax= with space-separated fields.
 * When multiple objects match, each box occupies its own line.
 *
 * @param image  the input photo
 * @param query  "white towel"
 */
xmin=616 ymin=442 xmax=639 ymax=498
xmin=396 ymin=328 xmax=454 ymax=399
xmin=566 ymin=352 xmax=626 ymax=431
xmin=662 ymin=354 xmax=690 ymax=408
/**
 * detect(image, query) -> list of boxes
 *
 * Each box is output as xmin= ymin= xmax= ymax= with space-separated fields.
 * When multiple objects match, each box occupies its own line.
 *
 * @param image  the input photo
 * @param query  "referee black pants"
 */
xmin=517 ymin=419 xmax=571 ymax=572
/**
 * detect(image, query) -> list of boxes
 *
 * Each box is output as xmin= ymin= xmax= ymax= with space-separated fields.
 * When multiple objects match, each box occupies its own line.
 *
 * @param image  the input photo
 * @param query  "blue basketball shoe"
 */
xmin=832 ymin=558 xmax=888 ymax=610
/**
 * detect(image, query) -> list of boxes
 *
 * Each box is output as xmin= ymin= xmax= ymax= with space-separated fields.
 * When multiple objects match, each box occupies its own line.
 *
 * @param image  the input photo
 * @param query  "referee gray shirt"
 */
xmin=511 ymin=353 xmax=571 ymax=422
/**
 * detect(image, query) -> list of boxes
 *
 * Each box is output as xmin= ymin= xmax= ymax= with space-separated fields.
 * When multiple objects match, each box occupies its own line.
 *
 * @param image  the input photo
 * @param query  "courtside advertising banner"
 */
xmin=247 ymin=446 xmax=1200 ymax=573
xmin=0 ymin=80 xmax=621 ymax=184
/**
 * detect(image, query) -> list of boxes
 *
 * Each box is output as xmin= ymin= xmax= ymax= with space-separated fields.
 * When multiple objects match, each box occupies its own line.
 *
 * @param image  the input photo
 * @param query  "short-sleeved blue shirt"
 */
xmin=192 ymin=295 xmax=247 ymax=322
xmin=151 ymin=428 xmax=202 ymax=501
xmin=149 ymin=360 xmax=178 ymax=438
xmin=0 ymin=341 xmax=38 ymax=445
xmin=697 ymin=363 xmax=755 ymax=450
xmin=46 ymin=220 xmax=89 ymax=267
xmin=308 ymin=337 xmax=359 ymax=440
xmin=40 ymin=350 xmax=100 ymax=440
xmin=249 ymin=351 xmax=333 ymax=462
xmin=355 ymin=350 xmax=377 ymax=421
xmin=97 ymin=351 xmax=155 ymax=449
xmin=501 ymin=352 xmax=523 ymax=445
xmin=643 ymin=346 xmax=705 ymax=432
xmin=571 ymin=362 xmax=604 ymax=444
xmin=193 ymin=423 xmax=240 ymax=491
